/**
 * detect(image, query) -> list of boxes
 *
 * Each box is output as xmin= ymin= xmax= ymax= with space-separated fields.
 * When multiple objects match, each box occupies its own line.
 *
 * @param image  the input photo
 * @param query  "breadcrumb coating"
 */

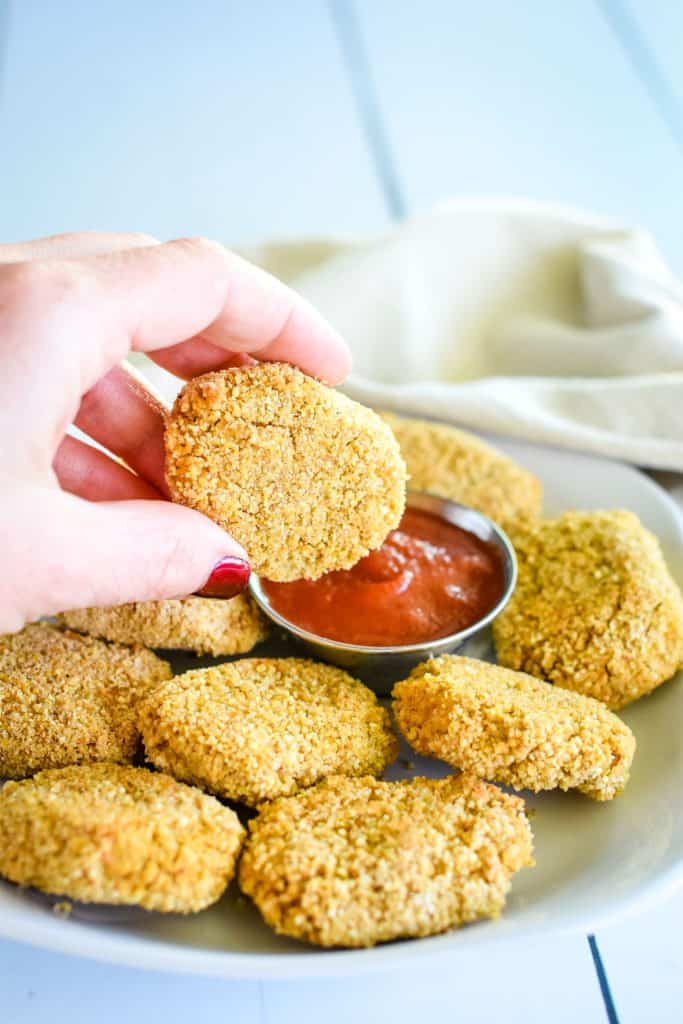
xmin=164 ymin=363 xmax=407 ymax=581
xmin=238 ymin=773 xmax=533 ymax=947
xmin=380 ymin=412 xmax=541 ymax=533
xmin=58 ymin=594 xmax=269 ymax=657
xmin=393 ymin=656 xmax=635 ymax=800
xmin=139 ymin=658 xmax=399 ymax=806
xmin=493 ymin=510 xmax=683 ymax=708
xmin=0 ymin=764 xmax=244 ymax=912
xmin=0 ymin=623 xmax=172 ymax=779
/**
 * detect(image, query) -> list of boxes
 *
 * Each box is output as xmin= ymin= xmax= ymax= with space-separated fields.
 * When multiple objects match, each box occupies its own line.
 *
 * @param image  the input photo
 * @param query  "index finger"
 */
xmin=93 ymin=238 xmax=351 ymax=385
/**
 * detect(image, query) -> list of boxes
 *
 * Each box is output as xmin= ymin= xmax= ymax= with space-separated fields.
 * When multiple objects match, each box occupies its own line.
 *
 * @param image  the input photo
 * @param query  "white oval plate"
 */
xmin=1 ymin=438 xmax=682 ymax=978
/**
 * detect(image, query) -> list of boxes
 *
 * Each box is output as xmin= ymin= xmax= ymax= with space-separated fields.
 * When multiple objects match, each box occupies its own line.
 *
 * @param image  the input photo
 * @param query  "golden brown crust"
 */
xmin=493 ymin=510 xmax=683 ymax=708
xmin=58 ymin=594 xmax=269 ymax=657
xmin=238 ymin=773 xmax=533 ymax=947
xmin=0 ymin=623 xmax=172 ymax=778
xmin=379 ymin=412 xmax=542 ymax=533
xmin=138 ymin=658 xmax=399 ymax=806
xmin=0 ymin=764 xmax=244 ymax=912
xmin=393 ymin=656 xmax=636 ymax=800
xmin=164 ymin=364 xmax=407 ymax=581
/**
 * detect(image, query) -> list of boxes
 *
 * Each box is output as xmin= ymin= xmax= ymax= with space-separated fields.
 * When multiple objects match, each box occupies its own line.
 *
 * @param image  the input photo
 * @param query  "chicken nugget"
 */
xmin=164 ymin=363 xmax=407 ymax=581
xmin=0 ymin=764 xmax=244 ymax=912
xmin=380 ymin=412 xmax=542 ymax=533
xmin=138 ymin=658 xmax=399 ymax=806
xmin=393 ymin=655 xmax=635 ymax=800
xmin=0 ymin=623 xmax=171 ymax=778
xmin=58 ymin=594 xmax=269 ymax=657
xmin=493 ymin=510 xmax=683 ymax=708
xmin=238 ymin=773 xmax=533 ymax=947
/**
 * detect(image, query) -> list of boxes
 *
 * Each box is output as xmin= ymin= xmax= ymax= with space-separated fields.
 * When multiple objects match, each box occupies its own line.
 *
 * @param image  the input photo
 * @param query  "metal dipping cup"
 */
xmin=249 ymin=492 xmax=517 ymax=695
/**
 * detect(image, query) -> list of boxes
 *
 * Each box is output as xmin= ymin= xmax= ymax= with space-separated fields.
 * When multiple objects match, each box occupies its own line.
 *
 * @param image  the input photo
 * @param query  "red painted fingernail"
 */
xmin=197 ymin=557 xmax=251 ymax=598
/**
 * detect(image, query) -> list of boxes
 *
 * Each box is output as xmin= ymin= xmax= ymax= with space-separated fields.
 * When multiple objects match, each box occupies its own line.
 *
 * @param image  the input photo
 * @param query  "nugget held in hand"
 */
xmin=380 ymin=412 xmax=542 ymax=533
xmin=139 ymin=658 xmax=399 ymax=806
xmin=0 ymin=764 xmax=244 ymax=912
xmin=165 ymin=363 xmax=407 ymax=581
xmin=493 ymin=510 xmax=683 ymax=708
xmin=0 ymin=623 xmax=171 ymax=778
xmin=393 ymin=656 xmax=635 ymax=800
xmin=59 ymin=594 xmax=269 ymax=657
xmin=238 ymin=773 xmax=533 ymax=947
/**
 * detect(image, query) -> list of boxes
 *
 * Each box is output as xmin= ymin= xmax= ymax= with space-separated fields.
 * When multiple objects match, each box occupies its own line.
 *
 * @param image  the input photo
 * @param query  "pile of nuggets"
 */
xmin=1 ymin=363 xmax=682 ymax=949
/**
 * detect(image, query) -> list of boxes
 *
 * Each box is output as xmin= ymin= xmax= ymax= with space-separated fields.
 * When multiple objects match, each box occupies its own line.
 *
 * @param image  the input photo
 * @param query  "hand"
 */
xmin=0 ymin=232 xmax=350 ymax=633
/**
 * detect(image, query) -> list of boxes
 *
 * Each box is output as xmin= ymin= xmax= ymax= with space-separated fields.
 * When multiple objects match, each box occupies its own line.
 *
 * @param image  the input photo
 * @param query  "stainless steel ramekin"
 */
xmin=249 ymin=492 xmax=517 ymax=695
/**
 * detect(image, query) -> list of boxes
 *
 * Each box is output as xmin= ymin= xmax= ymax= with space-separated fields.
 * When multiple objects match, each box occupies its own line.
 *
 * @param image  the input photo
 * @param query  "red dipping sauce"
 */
xmin=262 ymin=507 xmax=506 ymax=647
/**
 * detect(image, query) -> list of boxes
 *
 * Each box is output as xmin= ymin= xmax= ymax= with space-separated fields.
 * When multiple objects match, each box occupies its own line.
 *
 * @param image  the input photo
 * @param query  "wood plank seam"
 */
xmin=588 ymin=934 xmax=621 ymax=1024
xmin=597 ymin=0 xmax=683 ymax=153
xmin=328 ymin=0 xmax=406 ymax=219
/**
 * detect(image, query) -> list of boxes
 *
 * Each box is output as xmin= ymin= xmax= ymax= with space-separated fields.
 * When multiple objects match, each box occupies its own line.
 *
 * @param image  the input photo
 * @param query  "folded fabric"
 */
xmin=242 ymin=199 xmax=683 ymax=472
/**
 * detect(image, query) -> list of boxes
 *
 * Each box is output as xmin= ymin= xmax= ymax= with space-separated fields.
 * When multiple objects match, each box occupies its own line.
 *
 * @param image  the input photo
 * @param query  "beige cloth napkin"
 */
xmin=241 ymin=199 xmax=683 ymax=475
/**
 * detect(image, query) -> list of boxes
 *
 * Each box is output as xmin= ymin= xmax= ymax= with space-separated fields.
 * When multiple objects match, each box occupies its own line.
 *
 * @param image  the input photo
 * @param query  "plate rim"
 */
xmin=2 ymin=867 xmax=683 ymax=980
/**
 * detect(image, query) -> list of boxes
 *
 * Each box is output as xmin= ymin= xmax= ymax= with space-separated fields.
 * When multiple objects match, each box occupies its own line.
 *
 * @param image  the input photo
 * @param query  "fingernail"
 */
xmin=197 ymin=557 xmax=251 ymax=598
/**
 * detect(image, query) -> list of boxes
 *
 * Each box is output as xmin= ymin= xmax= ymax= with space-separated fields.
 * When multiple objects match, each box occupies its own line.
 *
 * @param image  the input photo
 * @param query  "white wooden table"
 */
xmin=1 ymin=2 xmax=682 ymax=1020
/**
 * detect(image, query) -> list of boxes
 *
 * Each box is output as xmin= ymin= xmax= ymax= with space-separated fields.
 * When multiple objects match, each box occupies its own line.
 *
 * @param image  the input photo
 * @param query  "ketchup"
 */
xmin=262 ymin=507 xmax=506 ymax=647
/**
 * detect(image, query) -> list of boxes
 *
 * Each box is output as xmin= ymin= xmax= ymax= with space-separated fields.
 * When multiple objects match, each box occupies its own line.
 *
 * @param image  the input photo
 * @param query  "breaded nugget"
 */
xmin=0 ymin=764 xmax=244 ymax=912
xmin=393 ymin=656 xmax=635 ymax=800
xmin=380 ymin=412 xmax=542 ymax=533
xmin=139 ymin=658 xmax=398 ymax=806
xmin=0 ymin=623 xmax=171 ymax=779
xmin=58 ymin=594 xmax=269 ymax=657
xmin=493 ymin=510 xmax=683 ymax=708
xmin=238 ymin=773 xmax=533 ymax=947
xmin=164 ymin=363 xmax=407 ymax=581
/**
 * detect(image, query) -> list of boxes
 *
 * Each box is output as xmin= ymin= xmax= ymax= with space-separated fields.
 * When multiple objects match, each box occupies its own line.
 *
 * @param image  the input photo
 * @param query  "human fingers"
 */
xmin=148 ymin=336 xmax=256 ymax=380
xmin=190 ymin=246 xmax=350 ymax=384
xmin=0 ymin=487 xmax=250 ymax=633
xmin=0 ymin=237 xmax=349 ymax=392
xmin=0 ymin=239 xmax=350 ymax=470
xmin=104 ymin=239 xmax=350 ymax=383
xmin=73 ymin=364 xmax=169 ymax=494
xmin=53 ymin=435 xmax=164 ymax=502
xmin=0 ymin=231 xmax=158 ymax=263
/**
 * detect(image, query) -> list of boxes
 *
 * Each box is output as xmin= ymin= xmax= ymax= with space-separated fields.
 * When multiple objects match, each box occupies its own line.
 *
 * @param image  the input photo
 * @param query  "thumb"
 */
xmin=0 ymin=487 xmax=250 ymax=631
